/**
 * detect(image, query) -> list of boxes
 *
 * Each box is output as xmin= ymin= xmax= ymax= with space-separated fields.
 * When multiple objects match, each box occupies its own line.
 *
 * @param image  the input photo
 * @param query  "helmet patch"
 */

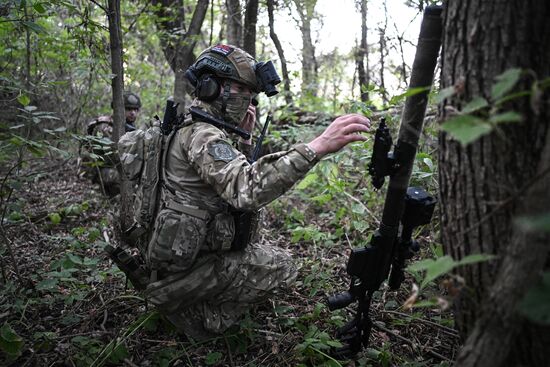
xmin=211 ymin=44 xmax=234 ymax=57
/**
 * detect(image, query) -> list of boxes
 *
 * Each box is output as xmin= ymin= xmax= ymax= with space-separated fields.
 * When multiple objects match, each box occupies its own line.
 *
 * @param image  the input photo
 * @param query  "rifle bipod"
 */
xmin=329 ymin=291 xmax=374 ymax=359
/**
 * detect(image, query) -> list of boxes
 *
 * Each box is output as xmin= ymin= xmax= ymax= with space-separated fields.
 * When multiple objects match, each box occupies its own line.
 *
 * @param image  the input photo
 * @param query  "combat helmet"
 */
xmin=124 ymin=92 xmax=142 ymax=109
xmin=185 ymin=44 xmax=281 ymax=101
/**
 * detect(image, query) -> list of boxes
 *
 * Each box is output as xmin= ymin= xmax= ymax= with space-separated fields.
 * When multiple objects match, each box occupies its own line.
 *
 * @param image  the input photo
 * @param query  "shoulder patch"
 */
xmin=208 ymin=141 xmax=238 ymax=163
xmin=211 ymin=44 xmax=234 ymax=57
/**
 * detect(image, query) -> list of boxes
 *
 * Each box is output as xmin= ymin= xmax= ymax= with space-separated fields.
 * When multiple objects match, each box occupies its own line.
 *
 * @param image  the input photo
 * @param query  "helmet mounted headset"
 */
xmin=185 ymin=45 xmax=281 ymax=113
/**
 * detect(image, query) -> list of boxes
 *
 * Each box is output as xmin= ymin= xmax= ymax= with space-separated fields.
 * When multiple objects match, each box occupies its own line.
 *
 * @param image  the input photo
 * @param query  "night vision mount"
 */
xmin=255 ymin=60 xmax=281 ymax=97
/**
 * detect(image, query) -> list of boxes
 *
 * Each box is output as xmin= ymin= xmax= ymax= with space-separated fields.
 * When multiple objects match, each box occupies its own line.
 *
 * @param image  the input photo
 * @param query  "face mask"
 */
xmin=221 ymin=93 xmax=251 ymax=125
xmin=192 ymin=93 xmax=251 ymax=125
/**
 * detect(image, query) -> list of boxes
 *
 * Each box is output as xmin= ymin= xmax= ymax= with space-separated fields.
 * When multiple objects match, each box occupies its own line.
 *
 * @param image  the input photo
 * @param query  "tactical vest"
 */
xmin=116 ymin=115 xmax=260 ymax=284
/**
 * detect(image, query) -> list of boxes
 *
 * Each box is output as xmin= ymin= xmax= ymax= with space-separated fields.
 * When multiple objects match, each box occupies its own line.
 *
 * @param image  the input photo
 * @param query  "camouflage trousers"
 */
xmin=81 ymin=160 xmax=120 ymax=197
xmin=95 ymin=167 xmax=120 ymax=196
xmin=144 ymin=243 xmax=297 ymax=340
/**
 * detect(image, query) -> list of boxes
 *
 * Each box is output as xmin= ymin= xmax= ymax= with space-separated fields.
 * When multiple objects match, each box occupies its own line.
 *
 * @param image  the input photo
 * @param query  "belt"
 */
xmin=165 ymin=200 xmax=210 ymax=221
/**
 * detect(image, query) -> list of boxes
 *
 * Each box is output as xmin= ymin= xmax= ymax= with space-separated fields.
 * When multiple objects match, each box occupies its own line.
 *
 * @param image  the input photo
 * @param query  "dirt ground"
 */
xmin=0 ymin=158 xmax=459 ymax=366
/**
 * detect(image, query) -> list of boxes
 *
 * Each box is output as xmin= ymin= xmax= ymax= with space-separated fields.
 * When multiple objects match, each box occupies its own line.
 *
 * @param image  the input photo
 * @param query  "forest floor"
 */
xmin=1 ymin=157 xmax=460 ymax=367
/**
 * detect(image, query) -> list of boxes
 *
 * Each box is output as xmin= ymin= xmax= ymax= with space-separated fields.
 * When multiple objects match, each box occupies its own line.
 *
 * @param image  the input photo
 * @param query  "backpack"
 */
xmin=118 ymin=117 xmax=173 ymax=254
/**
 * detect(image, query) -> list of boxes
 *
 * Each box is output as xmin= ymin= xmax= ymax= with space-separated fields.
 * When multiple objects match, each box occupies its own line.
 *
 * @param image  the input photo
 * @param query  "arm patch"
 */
xmin=208 ymin=141 xmax=238 ymax=163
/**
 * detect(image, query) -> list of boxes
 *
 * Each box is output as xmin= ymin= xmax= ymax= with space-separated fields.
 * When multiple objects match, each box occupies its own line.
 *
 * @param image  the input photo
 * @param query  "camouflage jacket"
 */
xmin=147 ymin=116 xmax=319 ymax=273
xmin=87 ymin=115 xmax=136 ymax=137
xmin=84 ymin=116 xmax=136 ymax=168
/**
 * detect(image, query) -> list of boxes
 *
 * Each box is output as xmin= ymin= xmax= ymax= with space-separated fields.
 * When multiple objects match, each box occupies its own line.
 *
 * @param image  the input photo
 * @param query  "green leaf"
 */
xmin=297 ymin=173 xmax=319 ymax=190
xmin=491 ymin=68 xmax=522 ymax=100
xmin=462 ymin=97 xmax=489 ymax=114
xmin=107 ymin=343 xmax=129 ymax=364
xmin=417 ymin=256 xmax=454 ymax=289
xmin=67 ymin=253 xmax=83 ymax=265
xmin=36 ymin=278 xmax=59 ymax=291
xmin=389 ymin=86 xmax=430 ymax=105
xmin=49 ymin=212 xmax=61 ymax=225
xmin=409 ymin=254 xmax=496 ymax=289
xmin=407 ymin=258 xmax=437 ymax=272
xmin=456 ymin=253 xmax=496 ymax=266
xmin=431 ymin=243 xmax=444 ymax=258
xmin=411 ymin=299 xmax=439 ymax=308
xmin=33 ymin=2 xmax=46 ymax=13
xmin=434 ymin=86 xmax=456 ymax=104
xmin=311 ymin=193 xmax=332 ymax=205
xmin=325 ymin=339 xmax=343 ymax=348
xmin=488 ymin=111 xmax=522 ymax=124
xmin=515 ymin=213 xmax=550 ymax=233
xmin=519 ymin=272 xmax=550 ymax=325
xmin=205 ymin=351 xmax=223 ymax=365
xmin=21 ymin=21 xmax=46 ymax=34
xmin=441 ymin=115 xmax=493 ymax=146
xmin=422 ymin=157 xmax=434 ymax=171
xmin=17 ymin=94 xmax=30 ymax=106
xmin=0 ymin=323 xmax=24 ymax=357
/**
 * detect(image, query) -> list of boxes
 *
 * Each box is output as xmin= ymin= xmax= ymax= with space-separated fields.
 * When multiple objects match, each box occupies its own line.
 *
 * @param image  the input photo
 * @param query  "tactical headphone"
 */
xmin=185 ymin=55 xmax=233 ymax=102
xmin=194 ymin=74 xmax=221 ymax=102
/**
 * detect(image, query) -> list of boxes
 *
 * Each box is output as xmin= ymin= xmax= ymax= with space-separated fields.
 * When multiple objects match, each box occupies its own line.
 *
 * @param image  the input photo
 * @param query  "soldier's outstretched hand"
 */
xmin=307 ymin=114 xmax=371 ymax=158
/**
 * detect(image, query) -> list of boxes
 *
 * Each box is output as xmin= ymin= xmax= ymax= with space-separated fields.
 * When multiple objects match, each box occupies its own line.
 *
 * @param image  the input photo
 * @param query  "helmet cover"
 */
xmin=124 ymin=92 xmax=142 ymax=109
xmin=193 ymin=45 xmax=259 ymax=92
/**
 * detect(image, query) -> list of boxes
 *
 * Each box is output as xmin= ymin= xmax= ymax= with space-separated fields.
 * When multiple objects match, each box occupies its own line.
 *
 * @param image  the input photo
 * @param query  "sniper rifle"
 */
xmin=327 ymin=5 xmax=443 ymax=358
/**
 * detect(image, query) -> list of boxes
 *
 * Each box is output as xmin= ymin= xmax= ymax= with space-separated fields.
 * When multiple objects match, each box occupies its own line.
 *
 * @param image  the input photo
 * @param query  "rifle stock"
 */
xmin=327 ymin=5 xmax=443 ymax=358
xmin=162 ymin=97 xmax=178 ymax=135
xmin=231 ymin=113 xmax=272 ymax=251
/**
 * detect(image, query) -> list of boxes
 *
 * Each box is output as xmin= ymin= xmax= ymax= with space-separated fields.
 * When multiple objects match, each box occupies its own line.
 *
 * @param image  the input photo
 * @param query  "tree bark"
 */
xmin=438 ymin=1 xmax=550 ymax=365
xmin=226 ymin=0 xmax=242 ymax=46
xmin=152 ymin=0 xmax=209 ymax=112
xmin=107 ymin=0 xmax=132 ymax=232
xmin=356 ymin=0 xmax=369 ymax=102
xmin=267 ymin=0 xmax=292 ymax=105
xmin=293 ymin=0 xmax=318 ymax=98
xmin=243 ymin=0 xmax=258 ymax=57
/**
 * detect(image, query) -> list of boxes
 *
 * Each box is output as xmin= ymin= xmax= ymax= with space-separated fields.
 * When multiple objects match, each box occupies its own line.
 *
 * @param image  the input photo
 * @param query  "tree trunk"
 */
xmin=438 ymin=1 xmax=550 ymax=365
xmin=293 ymin=0 xmax=318 ymax=98
xmin=356 ymin=0 xmax=369 ymax=102
xmin=267 ymin=0 xmax=292 ymax=105
xmin=243 ymin=0 xmax=258 ymax=57
xmin=226 ymin=0 xmax=242 ymax=46
xmin=107 ymin=0 xmax=132 ymax=232
xmin=23 ymin=4 xmax=31 ymax=88
xmin=152 ymin=0 xmax=209 ymax=112
xmin=378 ymin=0 xmax=388 ymax=104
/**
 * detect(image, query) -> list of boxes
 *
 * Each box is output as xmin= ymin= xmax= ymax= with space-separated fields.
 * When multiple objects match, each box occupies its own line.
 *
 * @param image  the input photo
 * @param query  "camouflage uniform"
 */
xmin=82 ymin=92 xmax=140 ymax=196
xmin=141 ymin=45 xmax=317 ymax=339
xmin=82 ymin=116 xmax=120 ymax=196
xmin=144 ymin=108 xmax=319 ymax=340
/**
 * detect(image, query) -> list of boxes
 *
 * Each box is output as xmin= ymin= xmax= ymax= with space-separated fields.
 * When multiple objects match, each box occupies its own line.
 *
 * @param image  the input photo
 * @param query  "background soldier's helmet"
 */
xmin=185 ymin=44 xmax=281 ymax=100
xmin=124 ymin=92 xmax=142 ymax=109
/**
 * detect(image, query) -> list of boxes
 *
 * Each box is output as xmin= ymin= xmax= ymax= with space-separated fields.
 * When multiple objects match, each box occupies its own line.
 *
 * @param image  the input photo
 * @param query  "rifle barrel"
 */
xmin=381 ymin=5 xmax=443 ymax=229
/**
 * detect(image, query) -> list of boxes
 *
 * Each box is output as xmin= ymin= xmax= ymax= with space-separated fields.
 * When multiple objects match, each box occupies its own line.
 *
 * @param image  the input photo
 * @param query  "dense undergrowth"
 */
xmin=0 ymin=112 xmax=460 ymax=366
